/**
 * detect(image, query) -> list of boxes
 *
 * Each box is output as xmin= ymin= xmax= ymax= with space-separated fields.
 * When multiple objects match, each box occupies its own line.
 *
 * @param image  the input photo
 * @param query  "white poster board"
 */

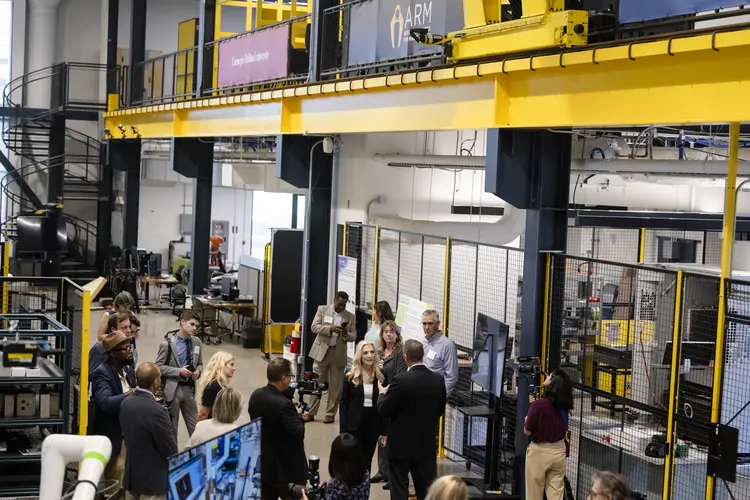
xmin=395 ymin=294 xmax=433 ymax=342
xmin=337 ymin=255 xmax=358 ymax=359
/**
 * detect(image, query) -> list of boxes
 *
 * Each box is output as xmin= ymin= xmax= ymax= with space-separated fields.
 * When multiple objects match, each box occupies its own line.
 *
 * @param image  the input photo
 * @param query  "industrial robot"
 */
xmin=39 ymin=434 xmax=112 ymax=500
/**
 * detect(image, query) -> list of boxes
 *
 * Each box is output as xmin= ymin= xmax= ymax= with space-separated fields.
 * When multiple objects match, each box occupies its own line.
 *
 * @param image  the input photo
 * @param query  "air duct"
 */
xmin=571 ymin=159 xmax=747 ymax=177
xmin=373 ymin=153 xmax=485 ymax=169
xmin=374 ymin=204 xmax=525 ymax=247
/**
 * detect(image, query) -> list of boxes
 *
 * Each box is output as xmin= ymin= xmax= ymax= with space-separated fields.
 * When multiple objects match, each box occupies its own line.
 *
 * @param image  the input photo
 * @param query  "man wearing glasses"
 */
xmin=420 ymin=310 xmax=458 ymax=396
xmin=91 ymin=329 xmax=136 ymax=483
xmin=249 ymin=358 xmax=307 ymax=500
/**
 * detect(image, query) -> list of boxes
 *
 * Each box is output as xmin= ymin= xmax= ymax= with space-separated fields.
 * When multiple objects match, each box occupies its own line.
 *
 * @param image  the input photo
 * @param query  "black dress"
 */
xmin=201 ymin=380 xmax=222 ymax=418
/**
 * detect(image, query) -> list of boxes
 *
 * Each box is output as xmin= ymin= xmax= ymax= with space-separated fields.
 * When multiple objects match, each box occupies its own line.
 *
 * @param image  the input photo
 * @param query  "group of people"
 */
xmin=88 ymin=292 xmax=241 ymax=500
xmin=250 ymin=292 xmax=459 ymax=500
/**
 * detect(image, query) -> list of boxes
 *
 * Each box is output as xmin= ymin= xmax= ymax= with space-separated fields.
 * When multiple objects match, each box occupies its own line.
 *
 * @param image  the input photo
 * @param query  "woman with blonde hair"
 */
xmin=198 ymin=351 xmax=236 ymax=421
xmin=425 ymin=475 xmax=469 ymax=500
xmin=185 ymin=387 xmax=243 ymax=448
xmin=339 ymin=340 xmax=384 ymax=472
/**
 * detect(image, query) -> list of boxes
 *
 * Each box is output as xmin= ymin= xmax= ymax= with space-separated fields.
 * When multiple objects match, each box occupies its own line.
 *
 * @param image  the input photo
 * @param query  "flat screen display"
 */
xmin=16 ymin=214 xmax=67 ymax=253
xmin=471 ymin=313 xmax=509 ymax=398
xmin=167 ymin=419 xmax=261 ymax=500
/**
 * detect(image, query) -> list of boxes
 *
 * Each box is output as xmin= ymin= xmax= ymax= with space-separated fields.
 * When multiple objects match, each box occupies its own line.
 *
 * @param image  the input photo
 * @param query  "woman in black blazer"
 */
xmin=371 ymin=320 xmax=407 ymax=487
xmin=340 ymin=340 xmax=384 ymax=472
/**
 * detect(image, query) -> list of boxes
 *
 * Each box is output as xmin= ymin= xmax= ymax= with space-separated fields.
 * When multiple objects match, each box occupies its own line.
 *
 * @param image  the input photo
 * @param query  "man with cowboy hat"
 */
xmin=91 ymin=329 xmax=136 ymax=482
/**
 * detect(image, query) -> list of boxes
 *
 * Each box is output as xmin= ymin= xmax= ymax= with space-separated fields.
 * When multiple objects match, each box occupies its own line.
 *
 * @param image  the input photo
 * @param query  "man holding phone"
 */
xmin=155 ymin=311 xmax=203 ymax=438
xmin=304 ymin=291 xmax=356 ymax=423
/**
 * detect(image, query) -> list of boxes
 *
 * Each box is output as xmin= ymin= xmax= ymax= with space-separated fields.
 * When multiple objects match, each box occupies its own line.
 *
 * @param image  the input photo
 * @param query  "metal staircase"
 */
xmin=1 ymin=63 xmax=109 ymax=283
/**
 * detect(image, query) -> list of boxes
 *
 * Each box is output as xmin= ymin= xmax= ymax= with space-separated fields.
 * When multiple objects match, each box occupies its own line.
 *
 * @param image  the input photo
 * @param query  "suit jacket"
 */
xmin=120 ymin=389 xmax=178 ymax=495
xmin=377 ymin=365 xmax=446 ymax=460
xmin=154 ymin=334 xmax=204 ymax=402
xmin=88 ymin=342 xmax=106 ymax=377
xmin=340 ymin=376 xmax=384 ymax=435
xmin=248 ymin=385 xmax=307 ymax=484
xmin=309 ymin=305 xmax=356 ymax=365
xmin=91 ymin=361 xmax=136 ymax=459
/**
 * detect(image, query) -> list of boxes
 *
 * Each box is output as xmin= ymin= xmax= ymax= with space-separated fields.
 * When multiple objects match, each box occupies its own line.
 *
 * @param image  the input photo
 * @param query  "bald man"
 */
xmin=120 ymin=363 xmax=177 ymax=500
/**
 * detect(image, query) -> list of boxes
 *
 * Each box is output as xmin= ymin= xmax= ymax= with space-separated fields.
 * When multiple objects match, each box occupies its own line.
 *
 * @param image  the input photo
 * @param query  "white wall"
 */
xmin=56 ymin=0 xmax=102 ymax=64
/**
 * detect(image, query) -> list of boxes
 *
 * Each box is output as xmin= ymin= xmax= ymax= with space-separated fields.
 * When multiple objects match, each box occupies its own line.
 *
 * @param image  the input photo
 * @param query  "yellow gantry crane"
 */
xmin=411 ymin=0 xmax=588 ymax=61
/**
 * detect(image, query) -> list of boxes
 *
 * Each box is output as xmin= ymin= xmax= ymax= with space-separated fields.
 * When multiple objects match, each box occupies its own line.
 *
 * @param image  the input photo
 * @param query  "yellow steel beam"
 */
xmin=105 ymin=28 xmax=750 ymax=138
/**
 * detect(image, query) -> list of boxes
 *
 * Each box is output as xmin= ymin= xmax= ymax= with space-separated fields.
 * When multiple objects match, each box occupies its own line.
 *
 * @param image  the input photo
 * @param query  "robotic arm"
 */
xmin=40 ymin=434 xmax=112 ymax=500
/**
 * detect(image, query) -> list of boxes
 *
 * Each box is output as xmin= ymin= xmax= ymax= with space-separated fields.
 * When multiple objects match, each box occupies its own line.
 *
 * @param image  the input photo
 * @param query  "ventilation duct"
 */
xmin=374 ymin=204 xmax=525 ymax=247
xmin=373 ymin=154 xmax=485 ymax=169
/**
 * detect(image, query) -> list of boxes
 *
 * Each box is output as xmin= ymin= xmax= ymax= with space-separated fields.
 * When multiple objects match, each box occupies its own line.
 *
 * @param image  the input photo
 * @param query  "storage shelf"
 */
xmin=0 ymin=417 xmax=64 ymax=427
xmin=0 ymin=357 xmax=64 ymax=385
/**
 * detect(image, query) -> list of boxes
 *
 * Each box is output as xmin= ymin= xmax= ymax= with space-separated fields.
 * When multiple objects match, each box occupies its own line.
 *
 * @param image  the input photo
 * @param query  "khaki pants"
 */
xmin=306 ymin=348 xmax=345 ymax=417
xmin=525 ymin=440 xmax=566 ymax=500
xmin=104 ymin=440 xmax=126 ymax=485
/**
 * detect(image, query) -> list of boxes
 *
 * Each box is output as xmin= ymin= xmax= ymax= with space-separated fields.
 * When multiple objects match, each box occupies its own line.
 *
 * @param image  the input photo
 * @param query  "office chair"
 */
xmin=164 ymin=284 xmax=187 ymax=340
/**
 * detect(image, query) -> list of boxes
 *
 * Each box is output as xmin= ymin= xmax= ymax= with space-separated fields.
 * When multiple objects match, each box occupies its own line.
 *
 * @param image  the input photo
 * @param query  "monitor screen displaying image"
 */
xmin=471 ymin=313 xmax=510 ymax=398
xmin=168 ymin=419 xmax=261 ymax=500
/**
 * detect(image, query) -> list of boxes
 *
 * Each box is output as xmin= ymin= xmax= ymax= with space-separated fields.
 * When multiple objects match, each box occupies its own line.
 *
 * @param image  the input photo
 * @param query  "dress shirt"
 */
xmin=175 ymin=335 xmax=191 ymax=366
xmin=329 ymin=311 xmax=343 ymax=346
xmin=422 ymin=332 xmax=459 ymax=395
xmin=118 ymin=370 xmax=131 ymax=393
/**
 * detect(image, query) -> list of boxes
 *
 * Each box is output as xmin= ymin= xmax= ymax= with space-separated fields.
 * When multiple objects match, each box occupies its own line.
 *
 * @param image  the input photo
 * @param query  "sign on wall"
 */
xmin=217 ymin=24 xmax=290 ymax=88
xmin=395 ymin=294 xmax=433 ymax=343
xmin=348 ymin=0 xmax=464 ymax=66
xmin=337 ymin=256 xmax=358 ymax=358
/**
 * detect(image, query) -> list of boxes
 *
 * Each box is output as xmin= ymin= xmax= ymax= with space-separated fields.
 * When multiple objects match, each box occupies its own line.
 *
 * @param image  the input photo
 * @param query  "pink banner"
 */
xmin=217 ymin=24 xmax=290 ymax=88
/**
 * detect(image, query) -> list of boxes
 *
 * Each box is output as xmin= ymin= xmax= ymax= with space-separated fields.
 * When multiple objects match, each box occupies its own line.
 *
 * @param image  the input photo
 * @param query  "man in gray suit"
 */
xmin=303 ymin=291 xmax=356 ymax=424
xmin=155 ymin=310 xmax=203 ymax=437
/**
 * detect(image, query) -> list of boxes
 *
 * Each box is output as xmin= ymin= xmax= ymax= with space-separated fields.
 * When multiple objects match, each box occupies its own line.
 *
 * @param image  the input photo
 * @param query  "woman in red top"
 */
xmin=523 ymin=369 xmax=574 ymax=500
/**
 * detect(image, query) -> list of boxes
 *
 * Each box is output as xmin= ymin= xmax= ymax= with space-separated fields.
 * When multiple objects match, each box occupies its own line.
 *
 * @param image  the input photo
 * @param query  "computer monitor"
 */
xmin=167 ymin=419 xmax=261 ymax=500
xmin=662 ymin=341 xmax=715 ymax=366
xmin=16 ymin=214 xmax=66 ymax=253
xmin=471 ymin=313 xmax=510 ymax=398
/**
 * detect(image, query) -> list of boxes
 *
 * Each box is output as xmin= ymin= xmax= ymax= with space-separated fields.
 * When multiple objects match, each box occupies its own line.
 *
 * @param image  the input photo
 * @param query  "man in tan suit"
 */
xmin=303 ymin=291 xmax=356 ymax=423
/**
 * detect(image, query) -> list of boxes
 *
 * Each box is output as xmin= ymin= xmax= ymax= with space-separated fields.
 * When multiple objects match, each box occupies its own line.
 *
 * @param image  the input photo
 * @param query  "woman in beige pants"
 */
xmin=523 ymin=369 xmax=574 ymax=500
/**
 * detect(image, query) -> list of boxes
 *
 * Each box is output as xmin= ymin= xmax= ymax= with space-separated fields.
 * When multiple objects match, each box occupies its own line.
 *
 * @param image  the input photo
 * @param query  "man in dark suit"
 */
xmin=91 ymin=330 xmax=136 ymax=482
xmin=378 ymin=339 xmax=447 ymax=500
xmin=248 ymin=358 xmax=307 ymax=500
xmin=120 ymin=363 xmax=178 ymax=500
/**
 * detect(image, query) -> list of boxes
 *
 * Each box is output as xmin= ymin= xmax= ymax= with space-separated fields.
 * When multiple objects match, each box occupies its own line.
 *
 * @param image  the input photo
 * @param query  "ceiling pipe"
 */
xmin=571 ymin=159 xmax=749 ymax=177
xmin=373 ymin=153 xmax=485 ymax=169
xmin=141 ymin=142 xmax=276 ymax=159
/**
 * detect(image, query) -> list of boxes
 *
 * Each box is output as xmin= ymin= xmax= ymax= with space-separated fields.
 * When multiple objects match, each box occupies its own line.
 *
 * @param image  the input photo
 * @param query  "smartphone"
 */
xmin=341 ymin=321 xmax=349 ymax=328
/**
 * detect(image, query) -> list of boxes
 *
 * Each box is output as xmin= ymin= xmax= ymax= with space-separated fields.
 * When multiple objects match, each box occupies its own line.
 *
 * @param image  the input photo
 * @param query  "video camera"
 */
xmin=289 ymin=455 xmax=325 ymax=500
xmin=292 ymin=371 xmax=329 ymax=413
xmin=517 ymin=356 xmax=544 ymax=377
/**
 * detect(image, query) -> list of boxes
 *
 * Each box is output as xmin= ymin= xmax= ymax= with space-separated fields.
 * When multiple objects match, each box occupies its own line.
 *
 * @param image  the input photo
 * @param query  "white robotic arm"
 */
xmin=40 ymin=434 xmax=112 ymax=500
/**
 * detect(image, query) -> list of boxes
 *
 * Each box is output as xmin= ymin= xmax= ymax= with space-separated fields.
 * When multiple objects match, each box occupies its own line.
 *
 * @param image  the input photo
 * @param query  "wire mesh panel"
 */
xmin=376 ymin=229 xmax=400 ymax=307
xmin=397 ymin=233 xmax=424 ymax=304
xmin=421 ymin=236 xmax=447 ymax=320
xmin=549 ymin=255 xmax=679 ymax=500
xmin=719 ymin=279 xmax=750 ymax=499
xmin=644 ymin=230 xmax=705 ymax=265
xmin=356 ymin=225 xmax=377 ymax=311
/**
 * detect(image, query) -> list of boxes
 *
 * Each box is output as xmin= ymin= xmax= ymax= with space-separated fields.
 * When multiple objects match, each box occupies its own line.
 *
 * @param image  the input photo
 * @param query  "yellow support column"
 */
xmin=438 ymin=237 xmax=451 ymax=459
xmin=663 ymin=271 xmax=684 ymax=500
xmin=541 ymin=253 xmax=552 ymax=375
xmin=706 ymin=122 xmax=740 ymax=499
xmin=638 ymin=228 xmax=646 ymax=263
xmin=371 ymin=226 xmax=380 ymax=314
xmin=79 ymin=289 xmax=92 ymax=435
xmin=1 ymin=241 xmax=9 ymax=314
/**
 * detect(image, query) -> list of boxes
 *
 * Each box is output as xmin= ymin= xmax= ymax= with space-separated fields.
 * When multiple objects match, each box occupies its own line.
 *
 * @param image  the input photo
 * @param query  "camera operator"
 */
xmin=524 ymin=369 xmax=573 ymax=500
xmin=249 ymin=358 xmax=307 ymax=500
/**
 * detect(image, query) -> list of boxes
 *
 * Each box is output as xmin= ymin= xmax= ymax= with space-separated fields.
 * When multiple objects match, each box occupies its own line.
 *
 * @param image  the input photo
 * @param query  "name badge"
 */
xmin=427 ymin=350 xmax=437 ymax=360
xmin=193 ymin=346 xmax=200 ymax=358
xmin=324 ymin=315 xmax=333 ymax=324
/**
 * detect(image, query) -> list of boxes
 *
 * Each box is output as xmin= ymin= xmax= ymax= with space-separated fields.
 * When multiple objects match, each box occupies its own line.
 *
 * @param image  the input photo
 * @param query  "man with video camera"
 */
xmin=249 ymin=358 xmax=307 ymax=500
xmin=303 ymin=291 xmax=356 ymax=424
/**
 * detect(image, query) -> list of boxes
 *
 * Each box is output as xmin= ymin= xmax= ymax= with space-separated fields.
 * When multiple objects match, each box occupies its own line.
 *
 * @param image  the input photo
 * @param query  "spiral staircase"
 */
xmin=1 ymin=63 xmax=109 ymax=283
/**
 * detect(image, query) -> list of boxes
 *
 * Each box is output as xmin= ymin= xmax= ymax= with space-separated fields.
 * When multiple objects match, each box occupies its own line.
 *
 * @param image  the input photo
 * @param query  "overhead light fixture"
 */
xmin=250 ymin=159 xmax=274 ymax=164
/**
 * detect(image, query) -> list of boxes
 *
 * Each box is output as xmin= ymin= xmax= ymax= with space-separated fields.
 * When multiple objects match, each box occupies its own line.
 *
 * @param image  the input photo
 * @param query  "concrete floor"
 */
xmin=91 ymin=310 xmax=471 ymax=499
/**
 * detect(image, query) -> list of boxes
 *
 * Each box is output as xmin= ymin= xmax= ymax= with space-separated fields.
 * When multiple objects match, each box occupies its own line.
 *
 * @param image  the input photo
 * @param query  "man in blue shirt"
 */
xmin=420 ymin=310 xmax=458 ymax=396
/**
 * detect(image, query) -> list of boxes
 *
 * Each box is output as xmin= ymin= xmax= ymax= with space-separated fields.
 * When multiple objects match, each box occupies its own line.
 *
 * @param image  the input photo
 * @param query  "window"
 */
xmin=250 ymin=192 xmax=296 ymax=258
xmin=296 ymin=195 xmax=306 ymax=230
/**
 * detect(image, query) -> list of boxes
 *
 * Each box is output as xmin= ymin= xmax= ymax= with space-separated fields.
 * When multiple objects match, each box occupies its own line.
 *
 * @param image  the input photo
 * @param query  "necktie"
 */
xmin=186 ymin=339 xmax=193 ymax=366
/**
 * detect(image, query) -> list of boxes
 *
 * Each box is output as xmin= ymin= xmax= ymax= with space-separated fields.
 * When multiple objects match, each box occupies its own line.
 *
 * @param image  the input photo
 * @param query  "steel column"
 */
xmin=129 ymin=0 xmax=147 ymax=105
xmin=196 ymin=0 xmax=216 ymax=97
xmin=308 ymin=0 xmax=336 ymax=82
xmin=47 ymin=114 xmax=65 ymax=204
xmin=171 ymin=138 xmax=214 ymax=294
xmin=277 ymin=135 xmax=333 ymax=372
xmin=123 ymin=168 xmax=140 ymax=248
xmin=96 ymin=148 xmax=113 ymax=274
xmin=706 ymin=122 xmax=740 ymax=499
xmin=486 ymin=129 xmax=570 ymax=496
xmin=106 ymin=0 xmax=119 ymax=98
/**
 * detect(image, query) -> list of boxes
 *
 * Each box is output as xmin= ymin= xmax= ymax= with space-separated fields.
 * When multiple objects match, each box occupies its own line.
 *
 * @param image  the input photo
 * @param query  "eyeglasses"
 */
xmin=422 ymin=322 xmax=436 ymax=326
xmin=115 ymin=344 xmax=133 ymax=352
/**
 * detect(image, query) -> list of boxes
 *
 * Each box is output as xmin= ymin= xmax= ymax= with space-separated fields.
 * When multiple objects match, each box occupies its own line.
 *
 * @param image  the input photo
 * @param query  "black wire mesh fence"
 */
xmin=132 ymin=47 xmax=199 ymax=106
